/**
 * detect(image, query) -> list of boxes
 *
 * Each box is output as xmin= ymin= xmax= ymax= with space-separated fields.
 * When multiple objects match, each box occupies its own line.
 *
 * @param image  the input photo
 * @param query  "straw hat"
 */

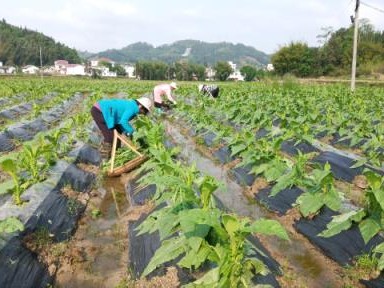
xmin=170 ymin=82 xmax=177 ymax=89
xmin=136 ymin=97 xmax=152 ymax=112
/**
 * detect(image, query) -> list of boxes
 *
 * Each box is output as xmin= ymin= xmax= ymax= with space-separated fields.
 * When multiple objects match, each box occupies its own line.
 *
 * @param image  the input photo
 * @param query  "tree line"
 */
xmin=271 ymin=21 xmax=384 ymax=77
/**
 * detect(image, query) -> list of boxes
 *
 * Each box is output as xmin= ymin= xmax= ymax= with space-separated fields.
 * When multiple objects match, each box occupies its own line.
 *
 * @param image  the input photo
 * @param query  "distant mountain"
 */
xmin=86 ymin=40 xmax=270 ymax=67
xmin=0 ymin=19 xmax=81 ymax=66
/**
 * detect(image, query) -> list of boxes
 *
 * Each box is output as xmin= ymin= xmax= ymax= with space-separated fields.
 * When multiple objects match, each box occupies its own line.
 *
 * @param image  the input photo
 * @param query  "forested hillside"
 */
xmin=86 ymin=40 xmax=270 ymax=66
xmin=0 ymin=19 xmax=81 ymax=66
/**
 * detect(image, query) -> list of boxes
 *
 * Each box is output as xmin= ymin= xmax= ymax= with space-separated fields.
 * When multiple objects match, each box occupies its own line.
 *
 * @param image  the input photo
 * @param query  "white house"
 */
xmin=66 ymin=64 xmax=85 ymax=76
xmin=100 ymin=66 xmax=116 ymax=77
xmin=205 ymin=67 xmax=215 ymax=81
xmin=227 ymin=61 xmax=244 ymax=81
xmin=91 ymin=57 xmax=115 ymax=68
xmin=22 ymin=65 xmax=40 ymax=74
xmin=0 ymin=64 xmax=16 ymax=74
xmin=266 ymin=63 xmax=274 ymax=71
xmin=123 ymin=64 xmax=135 ymax=78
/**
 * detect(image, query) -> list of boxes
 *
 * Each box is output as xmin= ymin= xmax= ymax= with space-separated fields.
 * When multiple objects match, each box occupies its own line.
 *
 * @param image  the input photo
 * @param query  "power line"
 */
xmin=361 ymin=1 xmax=384 ymax=13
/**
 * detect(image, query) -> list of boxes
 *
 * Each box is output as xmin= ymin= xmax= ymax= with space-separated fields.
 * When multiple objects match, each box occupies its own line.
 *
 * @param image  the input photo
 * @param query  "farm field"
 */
xmin=0 ymin=76 xmax=383 ymax=288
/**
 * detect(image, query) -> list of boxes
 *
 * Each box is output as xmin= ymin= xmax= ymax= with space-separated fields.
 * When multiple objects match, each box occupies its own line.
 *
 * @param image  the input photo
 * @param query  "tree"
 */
xmin=214 ymin=61 xmax=232 ymax=81
xmin=240 ymin=65 xmax=257 ymax=81
xmin=271 ymin=42 xmax=318 ymax=77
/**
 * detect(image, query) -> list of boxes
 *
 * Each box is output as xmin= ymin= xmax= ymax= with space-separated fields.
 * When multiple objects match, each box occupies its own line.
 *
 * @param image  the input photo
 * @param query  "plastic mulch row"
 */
xmin=311 ymin=151 xmax=384 ymax=183
xmin=293 ymin=206 xmax=384 ymax=266
xmin=0 ymin=144 xmax=99 ymax=288
xmin=255 ymin=186 xmax=304 ymax=216
xmin=229 ymin=164 xmax=256 ymax=186
xmin=280 ymin=139 xmax=320 ymax=156
xmin=212 ymin=145 xmax=236 ymax=164
xmin=0 ymin=93 xmax=83 ymax=151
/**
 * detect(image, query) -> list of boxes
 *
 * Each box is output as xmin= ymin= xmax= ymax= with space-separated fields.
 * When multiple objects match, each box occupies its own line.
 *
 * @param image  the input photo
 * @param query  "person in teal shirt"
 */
xmin=91 ymin=97 xmax=152 ymax=157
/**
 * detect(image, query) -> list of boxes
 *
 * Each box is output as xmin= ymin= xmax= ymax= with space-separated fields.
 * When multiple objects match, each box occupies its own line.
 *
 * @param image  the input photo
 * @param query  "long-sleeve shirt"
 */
xmin=153 ymin=84 xmax=176 ymax=104
xmin=98 ymin=99 xmax=139 ymax=135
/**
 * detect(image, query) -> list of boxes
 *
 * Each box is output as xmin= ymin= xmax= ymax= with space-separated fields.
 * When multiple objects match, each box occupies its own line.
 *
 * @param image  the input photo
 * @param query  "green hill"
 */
xmin=0 ymin=19 xmax=81 ymax=66
xmin=88 ymin=40 xmax=270 ymax=67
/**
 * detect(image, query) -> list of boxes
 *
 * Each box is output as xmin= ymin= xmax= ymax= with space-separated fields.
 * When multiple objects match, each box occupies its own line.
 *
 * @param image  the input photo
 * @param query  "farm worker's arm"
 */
xmin=119 ymin=108 xmax=137 ymax=135
xmin=165 ymin=87 xmax=176 ymax=104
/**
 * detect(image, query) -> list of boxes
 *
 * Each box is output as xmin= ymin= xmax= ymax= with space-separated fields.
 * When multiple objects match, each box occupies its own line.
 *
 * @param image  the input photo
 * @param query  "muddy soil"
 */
xmin=28 ymin=170 xmax=179 ymax=288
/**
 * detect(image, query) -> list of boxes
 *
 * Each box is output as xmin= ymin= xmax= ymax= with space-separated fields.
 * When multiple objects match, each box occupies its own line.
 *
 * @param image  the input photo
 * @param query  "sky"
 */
xmin=2 ymin=0 xmax=384 ymax=55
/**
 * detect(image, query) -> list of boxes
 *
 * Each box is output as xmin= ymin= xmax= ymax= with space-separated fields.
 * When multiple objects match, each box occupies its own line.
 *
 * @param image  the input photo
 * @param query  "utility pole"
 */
xmin=351 ymin=0 xmax=360 ymax=92
xmin=39 ymin=46 xmax=43 ymax=80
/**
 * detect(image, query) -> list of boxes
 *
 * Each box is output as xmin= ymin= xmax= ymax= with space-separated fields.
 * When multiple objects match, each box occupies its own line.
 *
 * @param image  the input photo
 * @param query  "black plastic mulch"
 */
xmin=0 ymin=237 xmax=53 ymax=288
xmin=5 ymin=126 xmax=35 ymax=141
xmin=360 ymin=273 xmax=384 ymax=288
xmin=330 ymin=132 xmax=367 ymax=149
xmin=311 ymin=151 xmax=364 ymax=182
xmin=73 ymin=144 xmax=102 ymax=166
xmin=0 ymin=132 xmax=15 ymax=152
xmin=280 ymin=139 xmax=320 ymax=156
xmin=229 ymin=164 xmax=256 ymax=186
xmin=0 ymin=157 xmax=96 ymax=288
xmin=255 ymin=186 xmax=303 ymax=216
xmin=212 ymin=145 xmax=236 ymax=164
xmin=294 ymin=207 xmax=384 ymax=266
xmin=126 ymin=171 xmax=157 ymax=206
xmin=0 ymin=103 xmax=33 ymax=120
xmin=127 ymin=208 xmax=195 ymax=285
xmin=202 ymin=131 xmax=217 ymax=147
xmin=255 ymin=128 xmax=270 ymax=140
xmin=22 ymin=189 xmax=86 ymax=242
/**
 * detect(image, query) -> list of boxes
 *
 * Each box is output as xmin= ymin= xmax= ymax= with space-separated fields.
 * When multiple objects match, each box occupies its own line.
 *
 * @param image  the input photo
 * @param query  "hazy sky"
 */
xmin=2 ymin=0 xmax=384 ymax=54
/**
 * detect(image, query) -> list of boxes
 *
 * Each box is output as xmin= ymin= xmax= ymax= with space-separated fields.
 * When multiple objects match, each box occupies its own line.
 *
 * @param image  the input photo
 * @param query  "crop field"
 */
xmin=0 ymin=76 xmax=383 ymax=288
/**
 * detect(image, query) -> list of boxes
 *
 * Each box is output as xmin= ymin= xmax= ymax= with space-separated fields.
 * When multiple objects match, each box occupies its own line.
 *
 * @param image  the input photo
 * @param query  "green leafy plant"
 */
xmin=295 ymin=163 xmax=342 ymax=217
xmin=0 ymin=159 xmax=23 ymax=205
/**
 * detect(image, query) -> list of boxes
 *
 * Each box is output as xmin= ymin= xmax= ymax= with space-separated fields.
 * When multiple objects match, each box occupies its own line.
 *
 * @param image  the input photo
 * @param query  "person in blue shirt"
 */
xmin=91 ymin=97 xmax=152 ymax=157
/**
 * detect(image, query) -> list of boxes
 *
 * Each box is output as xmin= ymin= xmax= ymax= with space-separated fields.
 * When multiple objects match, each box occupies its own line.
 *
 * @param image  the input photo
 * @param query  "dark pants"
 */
xmin=91 ymin=106 xmax=122 ymax=147
xmin=210 ymin=87 xmax=219 ymax=98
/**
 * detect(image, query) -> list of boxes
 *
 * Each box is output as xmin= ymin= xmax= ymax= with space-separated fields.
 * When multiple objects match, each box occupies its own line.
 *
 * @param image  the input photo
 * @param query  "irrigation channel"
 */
xmin=52 ymin=120 xmax=365 ymax=288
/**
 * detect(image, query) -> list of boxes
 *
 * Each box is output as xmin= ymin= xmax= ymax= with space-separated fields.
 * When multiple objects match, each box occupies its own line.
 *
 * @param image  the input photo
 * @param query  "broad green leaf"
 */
xmin=373 ymin=242 xmax=384 ymax=254
xmin=247 ymin=219 xmax=289 ymax=241
xmin=364 ymin=170 xmax=382 ymax=191
xmin=319 ymin=210 xmax=365 ymax=238
xmin=178 ymin=244 xmax=212 ymax=269
xmin=222 ymin=214 xmax=240 ymax=236
xmin=359 ymin=218 xmax=381 ymax=244
xmin=323 ymin=187 xmax=341 ymax=211
xmin=1 ymin=159 xmax=17 ymax=176
xmin=350 ymin=158 xmax=367 ymax=169
xmin=270 ymin=174 xmax=293 ymax=196
xmin=0 ymin=217 xmax=24 ymax=234
xmin=142 ymin=237 xmax=186 ymax=277
xmin=296 ymin=193 xmax=324 ymax=217
xmin=184 ymin=267 xmax=219 ymax=287
xmin=230 ymin=143 xmax=247 ymax=157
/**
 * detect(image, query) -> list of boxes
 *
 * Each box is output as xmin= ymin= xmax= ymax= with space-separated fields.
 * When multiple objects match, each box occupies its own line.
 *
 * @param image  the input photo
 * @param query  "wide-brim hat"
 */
xmin=170 ymin=82 xmax=177 ymax=89
xmin=137 ymin=97 xmax=152 ymax=112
